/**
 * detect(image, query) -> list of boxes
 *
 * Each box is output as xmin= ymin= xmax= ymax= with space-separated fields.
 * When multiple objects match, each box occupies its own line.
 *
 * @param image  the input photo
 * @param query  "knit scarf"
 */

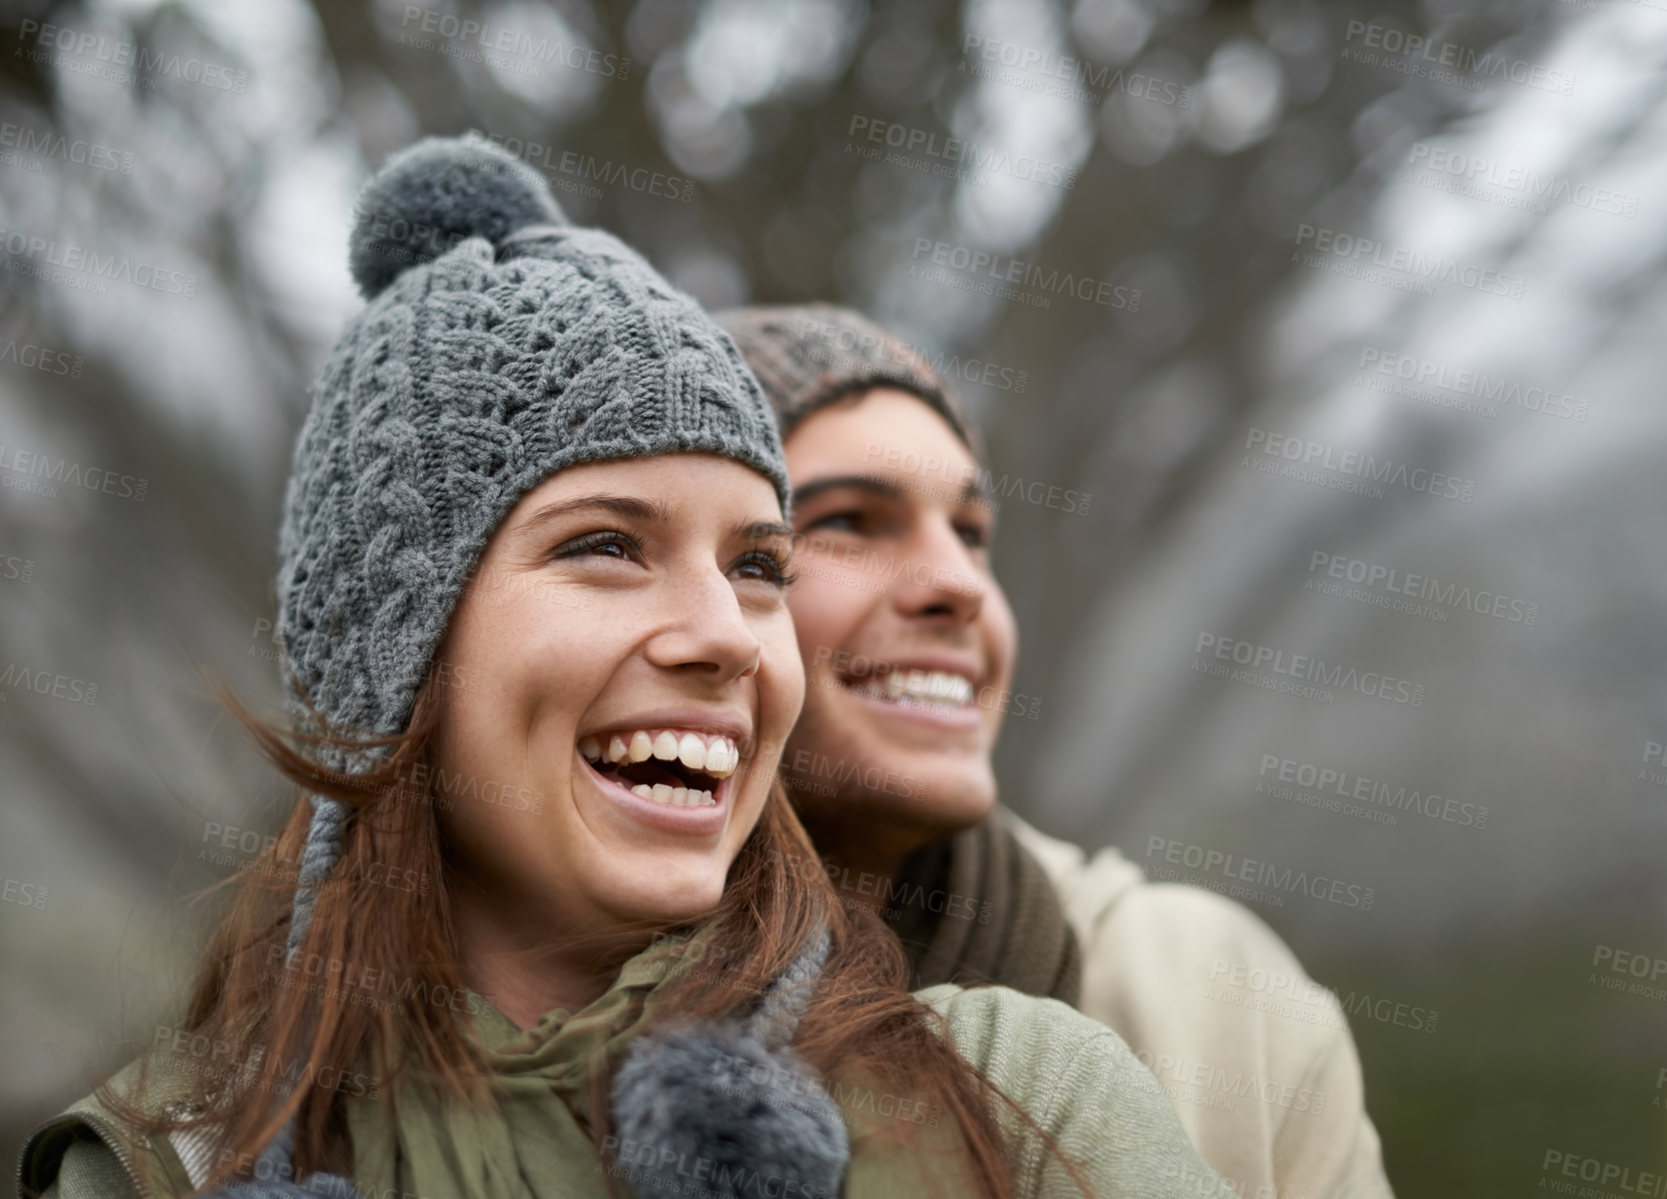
xmin=337 ymin=924 xmax=972 ymax=1199
xmin=885 ymin=812 xmax=1082 ymax=1006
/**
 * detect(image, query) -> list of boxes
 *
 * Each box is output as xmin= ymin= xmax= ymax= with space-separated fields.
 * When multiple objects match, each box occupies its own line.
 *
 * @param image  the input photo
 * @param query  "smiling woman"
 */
xmin=16 ymin=135 xmax=1228 ymax=1199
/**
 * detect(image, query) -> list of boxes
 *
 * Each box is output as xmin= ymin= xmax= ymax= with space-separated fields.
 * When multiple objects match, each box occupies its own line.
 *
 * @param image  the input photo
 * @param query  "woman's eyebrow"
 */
xmin=516 ymin=496 xmax=788 ymax=543
xmin=517 ymin=494 xmax=669 ymax=532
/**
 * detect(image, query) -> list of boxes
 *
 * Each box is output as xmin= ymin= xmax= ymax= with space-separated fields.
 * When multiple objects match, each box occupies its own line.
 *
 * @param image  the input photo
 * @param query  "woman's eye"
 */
xmin=733 ymin=550 xmax=798 ymax=588
xmin=552 ymin=531 xmax=640 ymax=561
xmin=956 ymin=522 xmax=991 ymax=550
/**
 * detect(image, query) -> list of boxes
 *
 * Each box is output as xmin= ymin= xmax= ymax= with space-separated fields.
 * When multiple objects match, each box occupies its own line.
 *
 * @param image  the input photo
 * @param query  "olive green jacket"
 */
xmin=19 ymin=934 xmax=1227 ymax=1199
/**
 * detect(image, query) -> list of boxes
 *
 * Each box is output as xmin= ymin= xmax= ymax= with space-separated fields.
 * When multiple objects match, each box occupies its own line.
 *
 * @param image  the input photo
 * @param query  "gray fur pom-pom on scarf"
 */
xmin=609 ymin=928 xmax=848 ymax=1199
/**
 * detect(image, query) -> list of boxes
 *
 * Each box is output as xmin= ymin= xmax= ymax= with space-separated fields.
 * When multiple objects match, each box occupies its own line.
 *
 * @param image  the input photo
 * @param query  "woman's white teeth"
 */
xmin=630 ymin=782 xmax=715 ymax=807
xmin=869 ymin=670 xmax=975 ymax=707
xmin=580 ymin=729 xmax=741 ymax=777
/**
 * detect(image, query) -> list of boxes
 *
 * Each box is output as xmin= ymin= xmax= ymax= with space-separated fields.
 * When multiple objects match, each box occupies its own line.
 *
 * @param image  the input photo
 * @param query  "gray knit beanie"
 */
xmin=713 ymin=303 xmax=984 ymax=460
xmin=214 ymin=136 xmax=814 ymax=1199
xmin=273 ymin=134 xmax=788 ymax=951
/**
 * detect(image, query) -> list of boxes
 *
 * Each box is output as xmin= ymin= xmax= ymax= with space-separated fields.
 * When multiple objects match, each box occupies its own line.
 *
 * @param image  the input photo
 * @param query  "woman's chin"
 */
xmin=604 ymin=867 xmax=728 ymax=927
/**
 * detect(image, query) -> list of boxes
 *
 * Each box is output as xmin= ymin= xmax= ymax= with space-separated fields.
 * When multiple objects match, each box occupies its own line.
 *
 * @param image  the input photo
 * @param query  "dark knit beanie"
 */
xmin=714 ymin=304 xmax=985 ymax=460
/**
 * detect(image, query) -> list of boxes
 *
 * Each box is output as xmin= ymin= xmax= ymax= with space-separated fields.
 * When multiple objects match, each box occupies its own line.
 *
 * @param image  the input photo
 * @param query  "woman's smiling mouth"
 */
xmin=578 ymin=727 xmax=741 ymax=808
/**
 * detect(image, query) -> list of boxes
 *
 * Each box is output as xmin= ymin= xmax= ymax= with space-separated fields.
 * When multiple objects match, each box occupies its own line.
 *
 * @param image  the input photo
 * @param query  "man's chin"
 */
xmin=786 ymin=759 xmax=997 ymax=831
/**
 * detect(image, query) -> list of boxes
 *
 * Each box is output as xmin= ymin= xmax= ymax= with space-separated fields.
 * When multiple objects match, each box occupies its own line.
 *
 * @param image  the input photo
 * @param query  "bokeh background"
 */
xmin=3 ymin=0 xmax=1665 ymax=1194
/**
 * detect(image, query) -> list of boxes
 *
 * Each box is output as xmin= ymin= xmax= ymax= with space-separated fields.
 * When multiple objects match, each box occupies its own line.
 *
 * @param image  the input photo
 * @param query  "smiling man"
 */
xmin=717 ymin=303 xmax=1396 ymax=1199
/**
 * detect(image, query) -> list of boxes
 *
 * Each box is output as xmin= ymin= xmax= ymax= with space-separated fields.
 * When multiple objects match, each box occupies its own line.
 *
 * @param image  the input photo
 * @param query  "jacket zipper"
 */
xmin=16 ymin=1111 xmax=148 ymax=1198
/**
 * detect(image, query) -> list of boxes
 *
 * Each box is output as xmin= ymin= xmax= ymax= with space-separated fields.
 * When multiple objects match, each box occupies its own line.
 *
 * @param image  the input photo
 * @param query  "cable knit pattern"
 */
xmin=252 ymin=134 xmax=790 ymax=1199
xmin=276 ymin=139 xmax=788 ymax=769
xmin=715 ymin=303 xmax=984 ymax=457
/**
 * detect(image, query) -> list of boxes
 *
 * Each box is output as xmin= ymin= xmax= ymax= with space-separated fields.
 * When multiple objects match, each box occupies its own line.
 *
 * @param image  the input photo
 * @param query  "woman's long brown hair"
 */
xmin=108 ymin=667 xmax=1092 ymax=1198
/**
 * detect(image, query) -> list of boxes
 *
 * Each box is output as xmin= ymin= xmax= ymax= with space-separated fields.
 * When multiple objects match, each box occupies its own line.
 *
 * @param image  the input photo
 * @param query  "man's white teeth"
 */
xmin=578 ymin=729 xmax=741 ymax=777
xmin=630 ymin=782 xmax=715 ymax=807
xmin=868 ymin=669 xmax=975 ymax=707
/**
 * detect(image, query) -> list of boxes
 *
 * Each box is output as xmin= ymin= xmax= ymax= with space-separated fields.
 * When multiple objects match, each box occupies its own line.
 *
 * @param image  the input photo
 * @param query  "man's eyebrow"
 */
xmin=790 ymin=474 xmax=906 ymax=505
xmin=736 ymin=520 xmax=794 ymax=541
xmin=791 ymin=472 xmax=996 ymax=507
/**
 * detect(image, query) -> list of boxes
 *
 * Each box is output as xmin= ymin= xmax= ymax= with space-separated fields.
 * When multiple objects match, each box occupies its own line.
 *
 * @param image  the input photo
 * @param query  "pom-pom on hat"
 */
xmin=347 ymin=135 xmax=566 ymax=299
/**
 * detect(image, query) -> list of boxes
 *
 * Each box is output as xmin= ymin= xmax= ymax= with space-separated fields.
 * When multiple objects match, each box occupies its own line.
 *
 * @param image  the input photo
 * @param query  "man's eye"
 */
xmin=801 ymin=509 xmax=864 ymax=534
xmin=957 ymin=522 xmax=991 ymax=550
